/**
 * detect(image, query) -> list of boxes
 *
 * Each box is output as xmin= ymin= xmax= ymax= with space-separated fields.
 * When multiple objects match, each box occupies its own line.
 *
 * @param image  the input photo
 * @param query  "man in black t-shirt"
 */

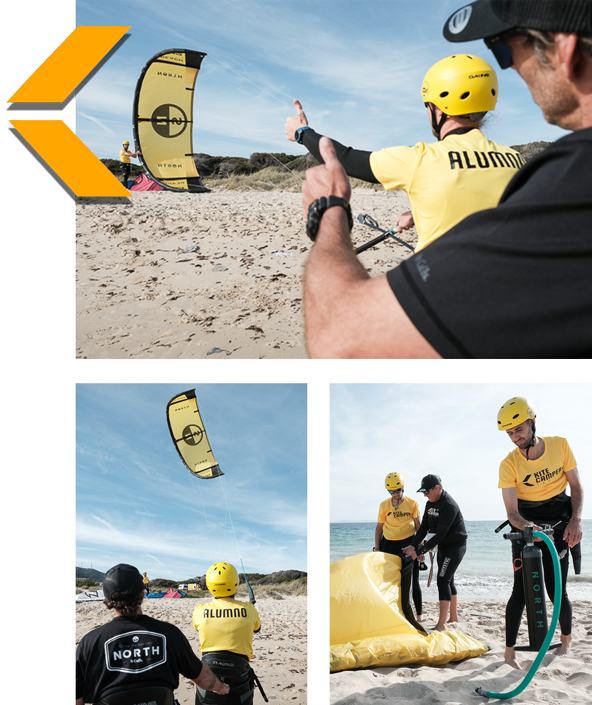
xmin=402 ymin=475 xmax=468 ymax=632
xmin=76 ymin=564 xmax=230 ymax=705
xmin=300 ymin=0 xmax=592 ymax=358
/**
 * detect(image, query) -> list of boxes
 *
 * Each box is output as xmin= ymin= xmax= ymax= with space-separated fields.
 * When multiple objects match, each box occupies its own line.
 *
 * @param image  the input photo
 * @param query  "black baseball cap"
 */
xmin=103 ymin=563 xmax=145 ymax=601
xmin=443 ymin=0 xmax=592 ymax=43
xmin=417 ymin=474 xmax=442 ymax=493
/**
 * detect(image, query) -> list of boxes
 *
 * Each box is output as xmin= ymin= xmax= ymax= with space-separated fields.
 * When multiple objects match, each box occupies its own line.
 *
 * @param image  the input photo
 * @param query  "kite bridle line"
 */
xmin=220 ymin=474 xmax=256 ymax=604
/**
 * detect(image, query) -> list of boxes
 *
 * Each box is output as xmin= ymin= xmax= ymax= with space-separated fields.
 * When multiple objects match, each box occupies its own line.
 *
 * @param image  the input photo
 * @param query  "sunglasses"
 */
xmin=485 ymin=28 xmax=525 ymax=69
xmin=388 ymin=488 xmax=404 ymax=495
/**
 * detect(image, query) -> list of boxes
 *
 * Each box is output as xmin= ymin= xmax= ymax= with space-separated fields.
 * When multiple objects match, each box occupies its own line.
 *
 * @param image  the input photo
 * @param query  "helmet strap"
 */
xmin=429 ymin=104 xmax=448 ymax=141
xmin=525 ymin=419 xmax=537 ymax=460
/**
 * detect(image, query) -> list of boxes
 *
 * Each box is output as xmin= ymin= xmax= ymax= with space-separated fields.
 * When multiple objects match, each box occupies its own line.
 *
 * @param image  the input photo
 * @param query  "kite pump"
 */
xmin=475 ymin=526 xmax=562 ymax=700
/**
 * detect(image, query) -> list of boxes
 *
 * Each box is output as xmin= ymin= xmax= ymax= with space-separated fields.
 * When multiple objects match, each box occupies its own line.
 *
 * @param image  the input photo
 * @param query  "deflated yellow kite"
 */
xmin=166 ymin=389 xmax=223 ymax=479
xmin=330 ymin=552 xmax=488 ymax=672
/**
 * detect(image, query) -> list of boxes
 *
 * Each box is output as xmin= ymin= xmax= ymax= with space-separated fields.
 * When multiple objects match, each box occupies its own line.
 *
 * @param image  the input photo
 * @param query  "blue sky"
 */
xmin=76 ymin=0 xmax=571 ymax=160
xmin=77 ymin=384 xmax=307 ymax=580
xmin=331 ymin=384 xmax=592 ymax=523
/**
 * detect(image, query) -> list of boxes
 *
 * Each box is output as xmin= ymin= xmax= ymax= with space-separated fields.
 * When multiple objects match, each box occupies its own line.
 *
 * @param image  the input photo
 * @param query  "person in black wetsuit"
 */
xmin=497 ymin=396 xmax=584 ymax=669
xmin=402 ymin=474 xmax=468 ymax=631
xmin=76 ymin=564 xmax=229 ymax=705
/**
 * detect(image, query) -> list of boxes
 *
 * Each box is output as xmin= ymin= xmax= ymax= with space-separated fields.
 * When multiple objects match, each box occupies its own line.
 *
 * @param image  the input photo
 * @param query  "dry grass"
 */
xmin=204 ymin=166 xmax=379 ymax=192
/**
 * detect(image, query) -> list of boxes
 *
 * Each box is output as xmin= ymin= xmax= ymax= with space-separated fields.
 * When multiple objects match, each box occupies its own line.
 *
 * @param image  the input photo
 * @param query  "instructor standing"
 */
xmin=76 ymin=564 xmax=229 ymax=705
xmin=497 ymin=396 xmax=583 ymax=669
xmin=402 ymin=474 xmax=468 ymax=631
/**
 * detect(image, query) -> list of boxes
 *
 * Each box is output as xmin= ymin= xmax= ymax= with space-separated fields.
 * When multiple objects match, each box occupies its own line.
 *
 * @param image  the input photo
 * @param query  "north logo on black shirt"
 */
xmin=105 ymin=630 xmax=167 ymax=673
xmin=448 ymin=151 xmax=526 ymax=170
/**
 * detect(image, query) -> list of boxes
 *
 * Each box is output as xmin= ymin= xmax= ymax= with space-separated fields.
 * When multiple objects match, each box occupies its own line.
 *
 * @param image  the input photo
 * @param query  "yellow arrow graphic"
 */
xmin=9 ymin=26 xmax=130 ymax=103
xmin=11 ymin=120 xmax=130 ymax=197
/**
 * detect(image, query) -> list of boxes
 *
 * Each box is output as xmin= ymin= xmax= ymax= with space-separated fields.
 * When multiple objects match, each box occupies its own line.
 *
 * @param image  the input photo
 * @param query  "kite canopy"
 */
xmin=166 ymin=389 xmax=224 ymax=479
xmin=133 ymin=49 xmax=209 ymax=193
xmin=330 ymin=552 xmax=488 ymax=672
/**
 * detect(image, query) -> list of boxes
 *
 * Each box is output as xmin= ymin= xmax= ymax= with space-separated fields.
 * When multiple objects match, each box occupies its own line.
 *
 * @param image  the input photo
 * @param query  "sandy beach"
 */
xmin=76 ymin=187 xmax=414 ymax=359
xmin=76 ymin=594 xmax=306 ymax=704
xmin=330 ymin=597 xmax=592 ymax=704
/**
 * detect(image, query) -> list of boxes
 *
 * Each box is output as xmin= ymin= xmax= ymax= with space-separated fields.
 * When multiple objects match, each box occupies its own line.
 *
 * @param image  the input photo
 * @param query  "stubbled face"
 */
xmin=506 ymin=419 xmax=534 ymax=449
xmin=506 ymin=35 xmax=579 ymax=129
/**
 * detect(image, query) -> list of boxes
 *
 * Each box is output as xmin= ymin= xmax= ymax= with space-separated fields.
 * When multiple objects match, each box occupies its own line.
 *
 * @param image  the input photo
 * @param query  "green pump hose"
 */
xmin=475 ymin=531 xmax=562 ymax=699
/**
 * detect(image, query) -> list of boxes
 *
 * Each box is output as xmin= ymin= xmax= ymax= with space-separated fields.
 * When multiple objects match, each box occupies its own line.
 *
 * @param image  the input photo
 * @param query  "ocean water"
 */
xmin=330 ymin=520 xmax=592 ymax=600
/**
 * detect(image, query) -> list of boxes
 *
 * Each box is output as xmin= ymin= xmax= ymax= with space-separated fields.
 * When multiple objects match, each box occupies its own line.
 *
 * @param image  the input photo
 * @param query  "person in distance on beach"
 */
xmin=76 ymin=563 xmax=229 ymax=705
xmin=497 ymin=396 xmax=584 ymax=669
xmin=375 ymin=472 xmax=425 ymax=622
xmin=192 ymin=562 xmax=261 ymax=705
xmin=402 ymin=474 xmax=468 ymax=632
xmin=119 ymin=140 xmax=141 ymax=185
xmin=299 ymin=0 xmax=592 ymax=358
xmin=286 ymin=54 xmax=524 ymax=253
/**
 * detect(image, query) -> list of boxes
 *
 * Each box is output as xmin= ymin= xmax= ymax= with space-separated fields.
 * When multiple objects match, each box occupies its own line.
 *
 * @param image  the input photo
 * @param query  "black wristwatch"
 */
xmin=306 ymin=196 xmax=353 ymax=241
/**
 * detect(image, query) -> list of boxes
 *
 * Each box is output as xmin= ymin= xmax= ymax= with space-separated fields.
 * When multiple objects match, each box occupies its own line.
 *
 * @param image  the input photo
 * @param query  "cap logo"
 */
xmin=448 ymin=5 xmax=472 ymax=34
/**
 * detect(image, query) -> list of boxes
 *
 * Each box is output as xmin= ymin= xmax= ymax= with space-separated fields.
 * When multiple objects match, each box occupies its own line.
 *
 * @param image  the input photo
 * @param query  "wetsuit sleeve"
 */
xmin=410 ymin=510 xmax=429 ymax=548
xmin=300 ymin=128 xmax=379 ymax=183
xmin=422 ymin=503 xmax=458 ymax=552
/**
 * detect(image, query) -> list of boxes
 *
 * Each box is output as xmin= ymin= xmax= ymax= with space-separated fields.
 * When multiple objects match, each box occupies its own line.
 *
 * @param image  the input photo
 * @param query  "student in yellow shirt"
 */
xmin=375 ymin=472 xmax=424 ymax=622
xmin=285 ymin=54 xmax=524 ymax=252
xmin=497 ymin=397 xmax=584 ymax=670
xmin=119 ymin=140 xmax=141 ymax=185
xmin=192 ymin=562 xmax=261 ymax=705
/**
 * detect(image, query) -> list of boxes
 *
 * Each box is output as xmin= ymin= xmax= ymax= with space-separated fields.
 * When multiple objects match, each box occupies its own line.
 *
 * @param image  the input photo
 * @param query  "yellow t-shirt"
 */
xmin=192 ymin=597 xmax=261 ymax=659
xmin=119 ymin=149 xmax=131 ymax=163
xmin=498 ymin=436 xmax=576 ymax=502
xmin=369 ymin=129 xmax=524 ymax=251
xmin=377 ymin=495 xmax=420 ymax=540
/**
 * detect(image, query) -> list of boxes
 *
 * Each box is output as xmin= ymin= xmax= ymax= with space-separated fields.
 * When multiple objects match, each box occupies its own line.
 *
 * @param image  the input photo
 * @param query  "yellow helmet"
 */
xmin=497 ymin=397 xmax=536 ymax=431
xmin=122 ymin=140 xmax=130 ymax=145
xmin=205 ymin=562 xmax=239 ymax=596
xmin=421 ymin=54 xmax=498 ymax=115
xmin=385 ymin=472 xmax=404 ymax=491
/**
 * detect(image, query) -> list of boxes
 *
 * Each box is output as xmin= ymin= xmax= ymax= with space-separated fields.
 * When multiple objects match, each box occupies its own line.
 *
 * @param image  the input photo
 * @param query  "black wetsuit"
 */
xmin=506 ymin=493 xmax=574 ymax=647
xmin=380 ymin=535 xmax=423 ymax=616
xmin=411 ymin=490 xmax=468 ymax=602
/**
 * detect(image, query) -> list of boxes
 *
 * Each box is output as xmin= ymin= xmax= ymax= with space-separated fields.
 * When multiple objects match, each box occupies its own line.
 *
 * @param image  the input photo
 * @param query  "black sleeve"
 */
xmin=386 ymin=129 xmax=592 ymax=359
xmin=175 ymin=630 xmax=203 ymax=680
xmin=410 ymin=510 xmax=429 ymax=548
xmin=300 ymin=128 xmax=379 ymax=184
xmin=422 ymin=502 xmax=458 ymax=552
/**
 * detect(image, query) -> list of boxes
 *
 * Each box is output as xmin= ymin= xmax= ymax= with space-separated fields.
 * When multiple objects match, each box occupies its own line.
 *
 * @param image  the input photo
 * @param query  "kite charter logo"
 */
xmin=182 ymin=424 xmax=204 ymax=446
xmin=152 ymin=104 xmax=189 ymax=138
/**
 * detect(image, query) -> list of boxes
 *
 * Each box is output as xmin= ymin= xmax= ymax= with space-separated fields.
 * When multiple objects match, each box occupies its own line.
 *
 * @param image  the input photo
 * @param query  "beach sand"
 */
xmin=76 ymin=595 xmax=306 ymax=705
xmin=76 ymin=188 xmax=413 ymax=359
xmin=330 ymin=598 xmax=592 ymax=704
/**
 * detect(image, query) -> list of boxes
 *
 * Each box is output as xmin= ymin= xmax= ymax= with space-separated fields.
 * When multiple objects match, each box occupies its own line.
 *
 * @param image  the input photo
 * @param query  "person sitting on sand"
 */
xmin=402 ymin=475 xmax=468 ymax=632
xmin=119 ymin=140 xmax=141 ymax=186
xmin=76 ymin=563 xmax=229 ymax=705
xmin=286 ymin=54 xmax=524 ymax=252
xmin=375 ymin=471 xmax=425 ymax=622
xmin=192 ymin=562 xmax=261 ymax=705
xmin=497 ymin=396 xmax=584 ymax=670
